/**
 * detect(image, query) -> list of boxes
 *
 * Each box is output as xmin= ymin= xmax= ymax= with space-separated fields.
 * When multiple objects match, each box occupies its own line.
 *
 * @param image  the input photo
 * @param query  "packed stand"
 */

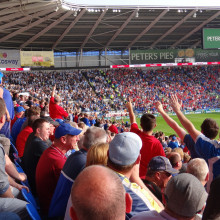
xmin=0 ymin=67 xmax=219 ymax=220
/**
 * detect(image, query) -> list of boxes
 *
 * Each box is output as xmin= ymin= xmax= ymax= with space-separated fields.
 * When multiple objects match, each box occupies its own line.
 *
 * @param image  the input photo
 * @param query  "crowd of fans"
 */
xmin=4 ymin=65 xmax=220 ymax=117
xmin=0 ymin=66 xmax=219 ymax=220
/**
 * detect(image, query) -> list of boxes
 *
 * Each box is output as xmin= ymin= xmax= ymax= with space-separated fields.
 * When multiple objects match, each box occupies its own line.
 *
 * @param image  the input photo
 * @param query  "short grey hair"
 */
xmin=187 ymin=158 xmax=209 ymax=182
xmin=83 ymin=127 xmax=107 ymax=150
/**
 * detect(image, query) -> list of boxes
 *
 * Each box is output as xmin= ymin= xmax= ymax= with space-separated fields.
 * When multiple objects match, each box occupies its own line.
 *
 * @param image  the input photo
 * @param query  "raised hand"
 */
xmin=125 ymin=97 xmax=133 ymax=110
xmin=155 ymin=101 xmax=164 ymax=113
xmin=170 ymin=94 xmax=182 ymax=112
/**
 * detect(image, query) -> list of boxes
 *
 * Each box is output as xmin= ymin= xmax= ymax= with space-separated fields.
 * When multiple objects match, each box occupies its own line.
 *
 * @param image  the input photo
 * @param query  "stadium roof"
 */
xmin=0 ymin=0 xmax=220 ymax=52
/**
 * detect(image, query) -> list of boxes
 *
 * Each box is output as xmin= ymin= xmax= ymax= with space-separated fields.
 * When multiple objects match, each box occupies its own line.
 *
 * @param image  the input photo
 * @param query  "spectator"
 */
xmin=0 ymin=72 xmax=14 ymax=138
xmin=187 ymin=158 xmax=209 ymax=186
xmin=49 ymin=126 xmax=107 ymax=219
xmin=203 ymin=175 xmax=220 ymax=220
xmin=126 ymin=98 xmax=165 ymax=179
xmin=143 ymin=156 xmax=178 ymax=203
xmin=49 ymin=84 xmax=68 ymax=120
xmin=22 ymin=118 xmax=50 ymax=194
xmin=86 ymin=142 xmax=109 ymax=167
xmin=107 ymin=132 xmax=163 ymax=218
xmin=108 ymin=121 xmax=119 ymax=134
xmin=168 ymin=136 xmax=179 ymax=149
xmin=16 ymin=107 xmax=41 ymax=157
xmin=36 ymin=123 xmax=82 ymax=215
xmin=69 ymin=165 xmax=130 ymax=220
xmin=169 ymin=94 xmax=220 ymax=192
xmin=11 ymin=106 xmax=25 ymax=130
xmin=0 ymin=97 xmax=29 ymax=218
xmin=167 ymin=152 xmax=183 ymax=171
xmin=131 ymin=173 xmax=208 ymax=220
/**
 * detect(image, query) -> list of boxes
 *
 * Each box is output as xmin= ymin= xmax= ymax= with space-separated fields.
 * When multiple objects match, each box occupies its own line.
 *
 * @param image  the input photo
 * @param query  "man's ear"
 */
xmin=36 ymin=127 xmax=40 ymax=135
xmin=135 ymin=154 xmax=141 ymax=164
xmin=205 ymin=172 xmax=209 ymax=182
xmin=154 ymin=123 xmax=157 ymax=128
xmin=60 ymin=135 xmax=67 ymax=144
xmin=70 ymin=206 xmax=78 ymax=220
xmin=125 ymin=193 xmax=132 ymax=214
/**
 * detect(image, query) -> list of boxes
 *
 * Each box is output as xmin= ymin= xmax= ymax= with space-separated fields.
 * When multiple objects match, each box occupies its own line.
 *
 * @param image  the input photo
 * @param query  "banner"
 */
xmin=20 ymin=51 xmax=54 ymax=67
xmin=130 ymin=49 xmax=220 ymax=64
xmin=0 ymin=50 xmax=20 ymax=68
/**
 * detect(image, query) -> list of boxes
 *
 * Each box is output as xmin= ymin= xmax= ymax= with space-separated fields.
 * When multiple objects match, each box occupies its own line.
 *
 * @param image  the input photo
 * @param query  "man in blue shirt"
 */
xmin=156 ymin=95 xmax=219 ymax=192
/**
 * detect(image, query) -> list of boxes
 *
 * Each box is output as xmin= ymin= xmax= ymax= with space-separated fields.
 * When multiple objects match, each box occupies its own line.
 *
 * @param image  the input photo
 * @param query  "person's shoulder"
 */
xmin=130 ymin=210 xmax=162 ymax=220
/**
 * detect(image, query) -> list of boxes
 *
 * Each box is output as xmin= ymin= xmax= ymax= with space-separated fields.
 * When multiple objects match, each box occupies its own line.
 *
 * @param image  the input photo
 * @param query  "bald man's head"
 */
xmin=70 ymin=165 xmax=126 ymax=220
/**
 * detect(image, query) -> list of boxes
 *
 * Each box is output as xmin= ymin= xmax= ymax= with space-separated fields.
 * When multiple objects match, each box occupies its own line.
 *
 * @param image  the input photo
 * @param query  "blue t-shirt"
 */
xmin=195 ymin=134 xmax=220 ymax=191
xmin=0 ymin=88 xmax=14 ymax=138
xmin=184 ymin=134 xmax=202 ymax=159
xmin=11 ymin=117 xmax=26 ymax=142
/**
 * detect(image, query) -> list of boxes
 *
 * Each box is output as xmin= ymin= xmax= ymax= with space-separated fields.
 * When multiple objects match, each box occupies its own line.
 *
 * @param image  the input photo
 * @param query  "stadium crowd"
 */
xmin=0 ymin=66 xmax=219 ymax=220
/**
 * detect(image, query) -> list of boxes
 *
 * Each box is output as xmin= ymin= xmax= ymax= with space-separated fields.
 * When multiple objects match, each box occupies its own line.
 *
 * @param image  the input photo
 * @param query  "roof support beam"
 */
xmin=171 ymin=11 xmax=220 ymax=47
xmin=79 ymin=9 xmax=107 ymax=51
xmin=0 ymin=8 xmax=55 ymax=31
xmin=105 ymin=9 xmax=137 ymax=49
xmin=150 ymin=10 xmax=196 ymax=48
xmin=126 ymin=9 xmax=168 ymax=50
xmin=0 ymin=10 xmax=63 ymax=44
xmin=0 ymin=4 xmax=56 ymax=23
xmin=53 ymin=9 xmax=86 ymax=50
xmin=0 ymin=2 xmax=55 ymax=17
xmin=0 ymin=0 xmax=40 ymax=9
xmin=20 ymin=10 xmax=73 ymax=49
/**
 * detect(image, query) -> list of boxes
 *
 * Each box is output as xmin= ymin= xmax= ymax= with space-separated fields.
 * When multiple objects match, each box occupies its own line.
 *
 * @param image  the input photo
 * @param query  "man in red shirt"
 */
xmin=16 ymin=107 xmax=41 ymax=157
xmin=126 ymin=98 xmax=165 ymax=179
xmin=49 ymin=84 xmax=68 ymax=120
xmin=36 ymin=123 xmax=82 ymax=216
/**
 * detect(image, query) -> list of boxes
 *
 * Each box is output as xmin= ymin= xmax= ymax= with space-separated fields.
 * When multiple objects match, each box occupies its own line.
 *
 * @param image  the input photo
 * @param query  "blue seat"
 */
xmin=26 ymin=203 xmax=41 ymax=220
xmin=14 ymin=159 xmax=24 ymax=173
xmin=21 ymin=188 xmax=40 ymax=210
xmin=10 ymin=142 xmax=21 ymax=162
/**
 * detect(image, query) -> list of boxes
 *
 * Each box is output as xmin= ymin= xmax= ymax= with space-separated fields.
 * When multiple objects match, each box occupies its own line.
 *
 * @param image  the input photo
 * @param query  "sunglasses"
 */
xmin=160 ymin=171 xmax=172 ymax=177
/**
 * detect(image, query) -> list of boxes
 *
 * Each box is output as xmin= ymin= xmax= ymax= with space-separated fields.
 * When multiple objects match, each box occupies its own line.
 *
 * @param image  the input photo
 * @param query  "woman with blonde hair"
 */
xmin=86 ymin=143 xmax=109 ymax=167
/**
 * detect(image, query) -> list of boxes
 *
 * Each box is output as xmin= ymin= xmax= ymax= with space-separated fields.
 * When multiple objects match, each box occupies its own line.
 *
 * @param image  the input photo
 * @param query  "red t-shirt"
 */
xmin=130 ymin=123 xmax=165 ymax=179
xmin=49 ymin=97 xmax=68 ymax=119
xmin=16 ymin=126 xmax=33 ymax=157
xmin=36 ymin=145 xmax=67 ymax=215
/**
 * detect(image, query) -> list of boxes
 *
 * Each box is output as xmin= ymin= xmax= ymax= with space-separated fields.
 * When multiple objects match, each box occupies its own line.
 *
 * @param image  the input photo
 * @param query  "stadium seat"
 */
xmin=21 ymin=188 xmax=40 ymax=210
xmin=26 ymin=203 xmax=41 ymax=220
xmin=14 ymin=159 xmax=24 ymax=173
xmin=10 ymin=141 xmax=21 ymax=162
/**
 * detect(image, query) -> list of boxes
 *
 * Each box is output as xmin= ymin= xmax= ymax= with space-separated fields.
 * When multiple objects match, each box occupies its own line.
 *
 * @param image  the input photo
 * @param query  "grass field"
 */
xmin=134 ymin=113 xmax=220 ymax=137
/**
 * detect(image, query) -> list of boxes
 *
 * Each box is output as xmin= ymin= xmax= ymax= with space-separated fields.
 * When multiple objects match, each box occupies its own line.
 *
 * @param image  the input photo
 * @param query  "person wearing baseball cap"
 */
xmin=143 ymin=156 xmax=179 ymax=203
xmin=107 ymin=132 xmax=163 ymax=218
xmin=36 ymin=123 xmax=82 ymax=215
xmin=131 ymin=173 xmax=208 ymax=220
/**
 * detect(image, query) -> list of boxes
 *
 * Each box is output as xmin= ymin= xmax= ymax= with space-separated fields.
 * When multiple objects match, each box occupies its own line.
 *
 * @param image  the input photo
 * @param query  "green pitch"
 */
xmin=135 ymin=113 xmax=220 ymax=137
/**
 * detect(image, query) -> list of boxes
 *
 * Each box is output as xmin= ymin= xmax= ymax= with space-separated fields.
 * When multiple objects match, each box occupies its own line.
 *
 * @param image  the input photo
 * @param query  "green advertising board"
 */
xmin=203 ymin=28 xmax=220 ymax=49
xmin=130 ymin=49 xmax=220 ymax=64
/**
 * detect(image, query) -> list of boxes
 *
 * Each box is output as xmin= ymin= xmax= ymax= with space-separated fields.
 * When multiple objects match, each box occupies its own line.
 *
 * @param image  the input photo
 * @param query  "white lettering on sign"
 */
xmin=207 ymin=36 xmax=220 ymax=41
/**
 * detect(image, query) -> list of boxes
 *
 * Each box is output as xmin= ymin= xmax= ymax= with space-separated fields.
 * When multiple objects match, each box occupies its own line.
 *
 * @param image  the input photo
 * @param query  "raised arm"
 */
xmin=125 ymin=98 xmax=136 ymax=124
xmin=170 ymin=94 xmax=201 ymax=142
xmin=155 ymin=101 xmax=186 ymax=140
xmin=51 ymin=84 xmax=56 ymax=98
